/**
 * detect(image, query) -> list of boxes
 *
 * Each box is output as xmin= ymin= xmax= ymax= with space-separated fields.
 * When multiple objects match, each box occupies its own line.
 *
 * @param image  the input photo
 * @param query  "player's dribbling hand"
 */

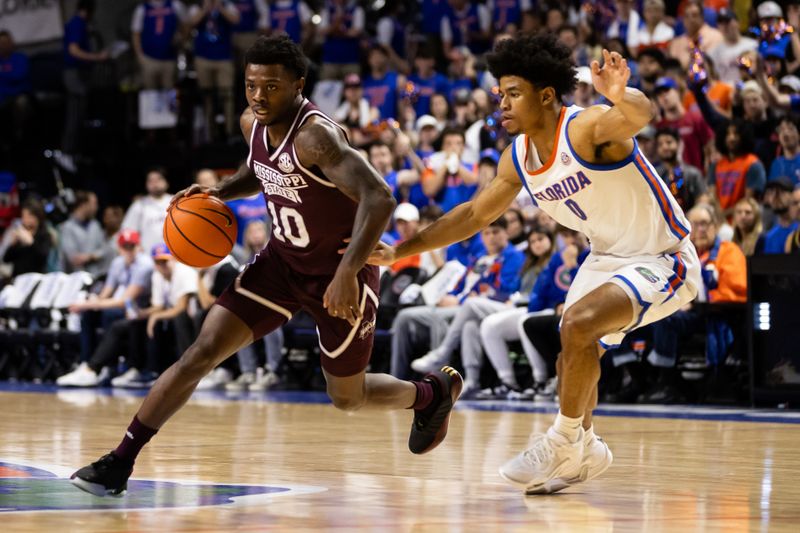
xmin=169 ymin=185 xmax=219 ymax=207
xmin=590 ymin=49 xmax=630 ymax=105
xmin=323 ymin=271 xmax=362 ymax=326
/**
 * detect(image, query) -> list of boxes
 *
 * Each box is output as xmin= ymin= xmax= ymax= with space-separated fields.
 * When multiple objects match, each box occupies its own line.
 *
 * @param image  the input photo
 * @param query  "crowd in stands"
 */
xmin=2 ymin=0 xmax=800 ymax=403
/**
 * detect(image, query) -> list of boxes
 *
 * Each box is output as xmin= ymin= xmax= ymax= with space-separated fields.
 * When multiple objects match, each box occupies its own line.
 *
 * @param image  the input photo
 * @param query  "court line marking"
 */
xmin=2 ymin=383 xmax=799 ymax=424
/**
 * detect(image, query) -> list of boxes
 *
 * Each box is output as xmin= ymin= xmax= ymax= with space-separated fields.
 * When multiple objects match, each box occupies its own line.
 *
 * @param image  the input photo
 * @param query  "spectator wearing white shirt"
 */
xmin=628 ymin=0 xmax=674 ymax=56
xmin=122 ymin=168 xmax=172 ymax=253
xmin=707 ymin=9 xmax=757 ymax=86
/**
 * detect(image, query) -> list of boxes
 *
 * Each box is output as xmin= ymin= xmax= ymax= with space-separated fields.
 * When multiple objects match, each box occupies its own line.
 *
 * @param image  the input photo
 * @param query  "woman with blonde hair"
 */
xmin=732 ymin=197 xmax=763 ymax=256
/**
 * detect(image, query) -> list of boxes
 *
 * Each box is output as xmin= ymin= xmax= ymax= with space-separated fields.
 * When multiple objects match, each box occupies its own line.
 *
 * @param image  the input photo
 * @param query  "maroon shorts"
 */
xmin=216 ymin=247 xmax=379 ymax=377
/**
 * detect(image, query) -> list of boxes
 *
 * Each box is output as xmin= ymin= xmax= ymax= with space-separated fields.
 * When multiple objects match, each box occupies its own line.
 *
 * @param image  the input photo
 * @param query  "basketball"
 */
xmin=163 ymin=195 xmax=237 ymax=268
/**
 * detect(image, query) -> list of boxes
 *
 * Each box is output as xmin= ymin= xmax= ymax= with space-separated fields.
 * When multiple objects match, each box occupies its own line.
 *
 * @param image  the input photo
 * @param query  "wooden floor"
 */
xmin=1 ymin=388 xmax=799 ymax=532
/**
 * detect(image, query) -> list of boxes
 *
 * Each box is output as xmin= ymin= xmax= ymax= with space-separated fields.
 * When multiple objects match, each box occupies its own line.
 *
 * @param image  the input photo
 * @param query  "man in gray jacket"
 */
xmin=59 ymin=190 xmax=113 ymax=277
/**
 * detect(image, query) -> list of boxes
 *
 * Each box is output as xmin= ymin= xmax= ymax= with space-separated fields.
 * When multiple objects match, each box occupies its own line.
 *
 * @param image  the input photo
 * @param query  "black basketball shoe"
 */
xmin=409 ymin=366 xmax=463 ymax=454
xmin=70 ymin=452 xmax=134 ymax=497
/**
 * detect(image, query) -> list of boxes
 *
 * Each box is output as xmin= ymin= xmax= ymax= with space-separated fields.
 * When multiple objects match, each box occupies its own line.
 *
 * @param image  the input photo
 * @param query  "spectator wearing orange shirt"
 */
xmin=641 ymin=204 xmax=747 ymax=402
xmin=708 ymin=118 xmax=766 ymax=218
xmin=682 ymin=55 xmax=733 ymax=117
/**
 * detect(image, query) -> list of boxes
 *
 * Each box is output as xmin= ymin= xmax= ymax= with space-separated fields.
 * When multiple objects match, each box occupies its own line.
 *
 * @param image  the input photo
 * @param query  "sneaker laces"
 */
xmin=522 ymin=434 xmax=555 ymax=466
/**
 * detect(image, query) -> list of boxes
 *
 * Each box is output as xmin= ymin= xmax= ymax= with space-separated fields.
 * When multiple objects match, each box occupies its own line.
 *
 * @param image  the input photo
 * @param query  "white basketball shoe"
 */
xmin=499 ymin=427 xmax=585 ymax=494
xmin=577 ymin=430 xmax=613 ymax=486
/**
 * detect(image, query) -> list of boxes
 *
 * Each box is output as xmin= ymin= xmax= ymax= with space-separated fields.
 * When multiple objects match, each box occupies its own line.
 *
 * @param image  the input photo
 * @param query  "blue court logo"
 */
xmin=0 ymin=460 xmax=325 ymax=513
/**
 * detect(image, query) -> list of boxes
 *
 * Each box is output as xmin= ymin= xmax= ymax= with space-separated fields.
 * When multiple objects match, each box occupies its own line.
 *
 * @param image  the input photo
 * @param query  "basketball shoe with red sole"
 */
xmin=408 ymin=366 xmax=463 ymax=454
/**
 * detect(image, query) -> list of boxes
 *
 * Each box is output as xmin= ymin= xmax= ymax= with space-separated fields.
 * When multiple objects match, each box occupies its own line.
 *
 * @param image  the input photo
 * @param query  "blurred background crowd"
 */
xmin=1 ymin=0 xmax=799 ymax=405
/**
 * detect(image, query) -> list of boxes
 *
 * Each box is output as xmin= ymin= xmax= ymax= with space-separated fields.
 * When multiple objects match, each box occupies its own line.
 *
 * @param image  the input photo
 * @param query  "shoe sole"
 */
xmin=498 ymin=462 xmax=588 ymax=495
xmin=513 ymin=445 xmax=613 ymax=495
xmin=412 ymin=366 xmax=463 ymax=454
xmin=70 ymin=476 xmax=127 ymax=498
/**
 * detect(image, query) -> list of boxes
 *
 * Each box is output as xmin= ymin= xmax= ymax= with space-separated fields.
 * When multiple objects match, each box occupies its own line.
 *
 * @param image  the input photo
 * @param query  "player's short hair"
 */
xmin=146 ymin=166 xmax=168 ymax=180
xmin=778 ymin=114 xmax=800 ymax=131
xmin=72 ymin=190 xmax=94 ymax=210
xmin=486 ymin=33 xmax=576 ymax=99
xmin=420 ymin=205 xmax=444 ymax=222
xmin=488 ymin=217 xmax=508 ymax=230
xmin=655 ymin=127 xmax=681 ymax=142
xmin=77 ymin=0 xmax=95 ymax=14
xmin=368 ymin=140 xmax=390 ymax=152
xmin=245 ymin=35 xmax=307 ymax=79
xmin=440 ymin=127 xmax=465 ymax=142
xmin=715 ymin=118 xmax=755 ymax=156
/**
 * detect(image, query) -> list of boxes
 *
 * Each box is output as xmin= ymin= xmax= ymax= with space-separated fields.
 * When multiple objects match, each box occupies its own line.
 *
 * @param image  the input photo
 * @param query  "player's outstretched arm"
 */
xmin=391 ymin=147 xmax=522 ymax=262
xmin=574 ymin=50 xmax=653 ymax=151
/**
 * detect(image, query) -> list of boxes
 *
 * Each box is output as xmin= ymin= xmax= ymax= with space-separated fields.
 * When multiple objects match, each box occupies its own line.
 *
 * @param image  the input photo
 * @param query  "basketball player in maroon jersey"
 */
xmin=70 ymin=35 xmax=463 ymax=497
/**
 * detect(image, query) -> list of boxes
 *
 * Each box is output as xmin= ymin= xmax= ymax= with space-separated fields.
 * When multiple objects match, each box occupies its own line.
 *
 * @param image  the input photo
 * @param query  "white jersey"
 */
xmin=511 ymin=105 xmax=691 ymax=257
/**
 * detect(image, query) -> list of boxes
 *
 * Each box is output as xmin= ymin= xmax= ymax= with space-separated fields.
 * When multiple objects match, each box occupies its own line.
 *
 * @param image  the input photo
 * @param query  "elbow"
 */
xmin=377 ymin=192 xmax=397 ymax=219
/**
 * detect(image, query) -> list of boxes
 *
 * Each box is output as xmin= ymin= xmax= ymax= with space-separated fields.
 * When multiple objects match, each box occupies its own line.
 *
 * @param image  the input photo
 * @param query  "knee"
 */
xmin=328 ymin=391 xmax=365 ymax=412
xmin=560 ymin=306 xmax=600 ymax=347
xmin=175 ymin=338 xmax=218 ymax=379
xmin=479 ymin=318 xmax=493 ymax=340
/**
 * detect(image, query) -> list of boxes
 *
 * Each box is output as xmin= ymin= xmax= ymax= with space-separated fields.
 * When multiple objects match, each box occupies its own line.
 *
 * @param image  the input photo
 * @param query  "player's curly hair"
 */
xmin=487 ymin=33 xmax=576 ymax=99
xmin=245 ymin=35 xmax=308 ymax=79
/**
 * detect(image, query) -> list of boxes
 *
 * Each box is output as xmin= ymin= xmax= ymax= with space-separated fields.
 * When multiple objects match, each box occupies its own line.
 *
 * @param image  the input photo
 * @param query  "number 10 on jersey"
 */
xmin=268 ymin=203 xmax=310 ymax=247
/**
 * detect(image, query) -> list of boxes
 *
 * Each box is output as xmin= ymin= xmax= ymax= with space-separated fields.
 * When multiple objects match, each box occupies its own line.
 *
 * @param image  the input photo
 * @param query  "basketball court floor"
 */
xmin=1 ymin=383 xmax=798 ymax=532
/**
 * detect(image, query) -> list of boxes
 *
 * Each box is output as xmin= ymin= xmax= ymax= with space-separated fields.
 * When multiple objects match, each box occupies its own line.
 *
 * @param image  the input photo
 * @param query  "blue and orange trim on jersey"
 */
xmin=662 ymin=251 xmax=687 ymax=303
xmin=511 ymin=138 xmax=538 ymax=206
xmin=632 ymin=154 xmax=690 ymax=241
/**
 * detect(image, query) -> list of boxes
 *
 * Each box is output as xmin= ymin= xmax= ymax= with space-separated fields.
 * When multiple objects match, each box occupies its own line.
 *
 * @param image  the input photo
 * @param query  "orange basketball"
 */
xmin=163 ymin=195 xmax=238 ymax=268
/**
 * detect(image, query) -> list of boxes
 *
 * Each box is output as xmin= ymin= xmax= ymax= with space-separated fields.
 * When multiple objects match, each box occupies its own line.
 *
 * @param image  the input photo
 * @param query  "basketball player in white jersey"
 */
xmin=356 ymin=33 xmax=701 ymax=493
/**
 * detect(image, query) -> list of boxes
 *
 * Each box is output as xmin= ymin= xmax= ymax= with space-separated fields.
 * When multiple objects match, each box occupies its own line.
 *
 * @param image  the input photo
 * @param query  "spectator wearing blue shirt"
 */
xmin=318 ymin=0 xmax=364 ymax=80
xmin=66 ymin=229 xmax=153 ymax=366
xmin=188 ymin=0 xmax=241 ymax=139
xmin=131 ymin=1 xmax=188 ymax=89
xmin=230 ymin=0 xmax=269 ymax=67
xmin=487 ymin=0 xmax=531 ymax=34
xmin=407 ymin=46 xmax=450 ymax=118
xmin=264 ymin=0 xmax=312 ymax=44
xmin=0 ymin=31 xmax=31 ymax=145
xmin=422 ymin=128 xmax=478 ymax=213
xmin=368 ymin=140 xmax=419 ymax=208
xmin=362 ymin=46 xmax=404 ymax=121
xmin=769 ymin=116 xmax=800 ymax=187
xmin=390 ymin=217 xmax=523 ymax=380
xmin=758 ymin=178 xmax=799 ymax=254
xmin=440 ymin=0 xmax=491 ymax=57
xmin=62 ymin=0 xmax=108 ymax=162
xmin=375 ymin=1 xmax=409 ymax=73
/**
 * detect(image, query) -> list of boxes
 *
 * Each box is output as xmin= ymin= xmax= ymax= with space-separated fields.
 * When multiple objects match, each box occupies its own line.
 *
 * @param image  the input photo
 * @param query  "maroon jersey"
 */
xmin=247 ymin=99 xmax=358 ymax=275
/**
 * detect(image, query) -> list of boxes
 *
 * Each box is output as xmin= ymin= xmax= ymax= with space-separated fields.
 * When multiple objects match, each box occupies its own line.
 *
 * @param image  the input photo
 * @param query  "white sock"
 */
xmin=583 ymin=425 xmax=595 ymax=445
xmin=552 ymin=412 xmax=583 ymax=442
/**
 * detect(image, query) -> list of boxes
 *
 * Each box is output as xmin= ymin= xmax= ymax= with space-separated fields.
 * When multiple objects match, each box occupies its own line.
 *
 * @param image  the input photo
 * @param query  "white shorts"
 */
xmin=563 ymin=240 xmax=701 ymax=349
